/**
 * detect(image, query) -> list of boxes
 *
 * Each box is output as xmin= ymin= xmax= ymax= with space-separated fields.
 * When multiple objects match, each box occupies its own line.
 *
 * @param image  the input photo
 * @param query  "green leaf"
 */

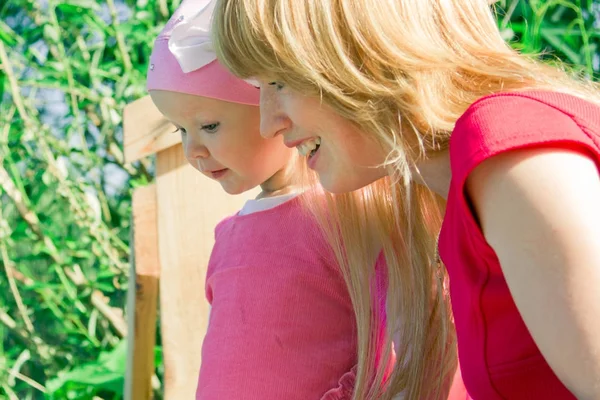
xmin=0 ymin=24 xmax=17 ymax=46
xmin=0 ymin=69 xmax=5 ymax=103
xmin=82 ymin=14 xmax=108 ymax=32
xmin=46 ymin=340 xmax=127 ymax=394
xmin=540 ymin=29 xmax=582 ymax=65
xmin=43 ymin=25 xmax=61 ymax=43
xmin=134 ymin=10 xmax=153 ymax=21
xmin=154 ymin=345 xmax=163 ymax=367
xmin=98 ymin=339 xmax=128 ymax=372
xmin=45 ymin=61 xmax=66 ymax=73
xmin=91 ymin=282 xmax=116 ymax=293
xmin=56 ymin=0 xmax=100 ymax=14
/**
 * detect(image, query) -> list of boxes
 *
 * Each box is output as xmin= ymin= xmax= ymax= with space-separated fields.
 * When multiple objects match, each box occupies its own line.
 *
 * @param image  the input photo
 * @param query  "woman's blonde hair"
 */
xmin=213 ymin=0 xmax=600 ymax=398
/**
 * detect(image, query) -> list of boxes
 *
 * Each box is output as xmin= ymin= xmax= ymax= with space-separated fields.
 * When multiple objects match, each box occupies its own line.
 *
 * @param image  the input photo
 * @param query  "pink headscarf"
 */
xmin=146 ymin=0 xmax=259 ymax=106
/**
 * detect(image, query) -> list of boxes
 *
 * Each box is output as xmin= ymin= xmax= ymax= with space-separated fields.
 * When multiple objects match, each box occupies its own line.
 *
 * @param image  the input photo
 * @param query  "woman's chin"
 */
xmin=319 ymin=170 xmax=386 ymax=194
xmin=319 ymin=175 xmax=362 ymax=194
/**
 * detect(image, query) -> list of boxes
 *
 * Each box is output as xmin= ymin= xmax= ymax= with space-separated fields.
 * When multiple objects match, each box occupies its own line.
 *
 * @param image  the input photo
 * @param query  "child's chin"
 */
xmin=220 ymin=183 xmax=246 ymax=196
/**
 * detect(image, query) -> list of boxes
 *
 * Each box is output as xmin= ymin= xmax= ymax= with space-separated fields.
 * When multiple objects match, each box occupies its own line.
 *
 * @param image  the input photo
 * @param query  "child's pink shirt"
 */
xmin=196 ymin=195 xmax=360 ymax=399
xmin=440 ymin=91 xmax=600 ymax=399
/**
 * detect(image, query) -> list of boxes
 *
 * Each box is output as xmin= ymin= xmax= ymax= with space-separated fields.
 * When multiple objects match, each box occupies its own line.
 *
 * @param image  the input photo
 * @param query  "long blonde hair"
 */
xmin=213 ymin=0 xmax=600 ymax=398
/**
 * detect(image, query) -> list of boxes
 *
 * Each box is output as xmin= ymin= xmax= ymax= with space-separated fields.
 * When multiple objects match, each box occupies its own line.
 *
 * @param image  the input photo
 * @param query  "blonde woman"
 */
xmin=206 ymin=0 xmax=600 ymax=399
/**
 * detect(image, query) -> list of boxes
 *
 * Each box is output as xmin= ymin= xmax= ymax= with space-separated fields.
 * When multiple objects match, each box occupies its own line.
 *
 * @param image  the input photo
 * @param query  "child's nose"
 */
xmin=184 ymin=137 xmax=210 ymax=160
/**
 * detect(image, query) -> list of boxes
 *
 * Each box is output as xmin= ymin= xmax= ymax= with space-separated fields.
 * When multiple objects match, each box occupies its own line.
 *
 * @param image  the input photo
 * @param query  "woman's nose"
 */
xmin=259 ymin=89 xmax=291 ymax=139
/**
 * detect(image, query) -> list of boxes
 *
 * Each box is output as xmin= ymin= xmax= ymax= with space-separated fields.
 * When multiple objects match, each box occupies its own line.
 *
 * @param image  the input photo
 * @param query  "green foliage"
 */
xmin=0 ymin=0 xmax=597 ymax=399
xmin=0 ymin=0 xmax=177 ymax=398
xmin=45 ymin=339 xmax=128 ymax=399
xmin=496 ymin=0 xmax=599 ymax=78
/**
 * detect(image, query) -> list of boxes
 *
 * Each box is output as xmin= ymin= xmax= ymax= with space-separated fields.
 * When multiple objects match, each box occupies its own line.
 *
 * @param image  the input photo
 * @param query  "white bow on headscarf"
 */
xmin=168 ymin=0 xmax=259 ymax=87
xmin=168 ymin=0 xmax=216 ymax=73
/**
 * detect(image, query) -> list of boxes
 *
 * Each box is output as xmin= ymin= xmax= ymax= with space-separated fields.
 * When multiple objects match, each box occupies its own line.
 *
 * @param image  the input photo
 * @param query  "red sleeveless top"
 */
xmin=439 ymin=91 xmax=600 ymax=399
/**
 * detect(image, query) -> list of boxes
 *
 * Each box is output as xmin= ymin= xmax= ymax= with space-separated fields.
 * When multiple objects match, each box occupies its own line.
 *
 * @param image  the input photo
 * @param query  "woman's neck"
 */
xmin=414 ymin=149 xmax=452 ymax=199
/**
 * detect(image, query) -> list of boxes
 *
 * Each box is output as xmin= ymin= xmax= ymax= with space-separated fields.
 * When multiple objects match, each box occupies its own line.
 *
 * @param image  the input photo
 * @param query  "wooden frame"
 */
xmin=123 ymin=95 xmax=258 ymax=399
xmin=125 ymin=184 xmax=159 ymax=400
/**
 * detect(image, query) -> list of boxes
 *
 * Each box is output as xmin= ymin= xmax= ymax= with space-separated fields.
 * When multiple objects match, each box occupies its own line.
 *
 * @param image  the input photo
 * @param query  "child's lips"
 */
xmin=208 ymin=168 xmax=228 ymax=179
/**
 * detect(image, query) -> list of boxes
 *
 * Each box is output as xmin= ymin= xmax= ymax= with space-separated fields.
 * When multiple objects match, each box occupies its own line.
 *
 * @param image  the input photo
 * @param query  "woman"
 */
xmin=208 ymin=0 xmax=600 ymax=399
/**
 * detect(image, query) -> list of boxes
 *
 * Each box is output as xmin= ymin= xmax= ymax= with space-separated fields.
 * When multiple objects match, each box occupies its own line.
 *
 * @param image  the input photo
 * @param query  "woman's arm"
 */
xmin=466 ymin=147 xmax=600 ymax=399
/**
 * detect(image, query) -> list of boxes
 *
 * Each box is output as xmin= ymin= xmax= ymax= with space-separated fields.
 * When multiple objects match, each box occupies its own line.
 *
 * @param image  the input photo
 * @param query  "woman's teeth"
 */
xmin=297 ymin=137 xmax=321 ymax=157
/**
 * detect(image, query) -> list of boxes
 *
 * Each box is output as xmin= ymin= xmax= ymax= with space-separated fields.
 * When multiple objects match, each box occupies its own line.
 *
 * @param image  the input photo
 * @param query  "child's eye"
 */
xmin=268 ymin=81 xmax=285 ymax=90
xmin=173 ymin=127 xmax=187 ymax=136
xmin=202 ymin=123 xmax=220 ymax=133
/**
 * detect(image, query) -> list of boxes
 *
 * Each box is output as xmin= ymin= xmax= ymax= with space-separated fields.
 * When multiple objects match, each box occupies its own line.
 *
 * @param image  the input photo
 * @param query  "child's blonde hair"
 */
xmin=213 ymin=0 xmax=600 ymax=398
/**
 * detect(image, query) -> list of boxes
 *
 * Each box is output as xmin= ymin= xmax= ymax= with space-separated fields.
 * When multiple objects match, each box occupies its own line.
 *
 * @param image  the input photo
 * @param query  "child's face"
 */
xmin=151 ymin=90 xmax=295 ymax=195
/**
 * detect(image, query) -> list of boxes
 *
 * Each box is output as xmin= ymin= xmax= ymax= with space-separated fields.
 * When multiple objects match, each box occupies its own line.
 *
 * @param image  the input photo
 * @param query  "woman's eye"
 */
xmin=268 ymin=81 xmax=284 ymax=90
xmin=202 ymin=123 xmax=220 ymax=133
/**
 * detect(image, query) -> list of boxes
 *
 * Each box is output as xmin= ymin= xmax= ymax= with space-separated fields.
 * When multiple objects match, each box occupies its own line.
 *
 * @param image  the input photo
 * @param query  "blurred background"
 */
xmin=0 ymin=0 xmax=598 ymax=399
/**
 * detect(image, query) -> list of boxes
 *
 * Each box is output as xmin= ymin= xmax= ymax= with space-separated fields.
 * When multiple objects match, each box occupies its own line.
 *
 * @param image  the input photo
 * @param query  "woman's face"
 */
xmin=258 ymin=80 xmax=389 ymax=193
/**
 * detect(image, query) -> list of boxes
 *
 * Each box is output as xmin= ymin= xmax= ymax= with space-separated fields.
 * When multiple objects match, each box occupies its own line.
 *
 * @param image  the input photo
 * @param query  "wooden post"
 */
xmin=123 ymin=95 xmax=181 ymax=162
xmin=125 ymin=184 xmax=160 ymax=400
xmin=123 ymin=95 xmax=258 ymax=399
